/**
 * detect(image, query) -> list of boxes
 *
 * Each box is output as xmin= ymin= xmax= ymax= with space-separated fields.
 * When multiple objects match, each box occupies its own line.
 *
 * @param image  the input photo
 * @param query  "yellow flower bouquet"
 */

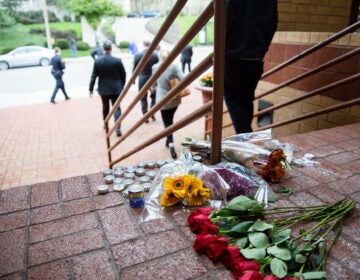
xmin=139 ymin=155 xmax=229 ymax=223
xmin=160 ymin=173 xmax=211 ymax=207
xmin=199 ymin=72 xmax=213 ymax=87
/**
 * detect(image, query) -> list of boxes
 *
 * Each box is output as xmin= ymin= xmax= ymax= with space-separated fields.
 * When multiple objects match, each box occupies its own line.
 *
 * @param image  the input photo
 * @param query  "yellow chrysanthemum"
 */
xmin=160 ymin=190 xmax=183 ymax=207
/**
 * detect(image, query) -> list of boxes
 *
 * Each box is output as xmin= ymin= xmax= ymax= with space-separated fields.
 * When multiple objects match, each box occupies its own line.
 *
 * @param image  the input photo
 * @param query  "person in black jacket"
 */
xmin=133 ymin=40 xmax=159 ymax=122
xmin=50 ymin=47 xmax=70 ymax=104
xmin=90 ymin=42 xmax=104 ymax=60
xmin=180 ymin=45 xmax=193 ymax=73
xmin=89 ymin=42 xmax=126 ymax=137
xmin=224 ymin=0 xmax=278 ymax=134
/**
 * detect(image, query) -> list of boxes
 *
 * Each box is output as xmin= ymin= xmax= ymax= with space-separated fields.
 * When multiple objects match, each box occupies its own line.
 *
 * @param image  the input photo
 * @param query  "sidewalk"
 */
xmin=0 ymin=84 xmax=205 ymax=190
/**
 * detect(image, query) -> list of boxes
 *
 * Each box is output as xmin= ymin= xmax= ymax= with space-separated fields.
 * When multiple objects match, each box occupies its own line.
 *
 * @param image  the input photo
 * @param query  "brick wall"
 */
xmin=250 ymin=31 xmax=360 ymax=139
xmin=278 ymin=0 xmax=354 ymax=32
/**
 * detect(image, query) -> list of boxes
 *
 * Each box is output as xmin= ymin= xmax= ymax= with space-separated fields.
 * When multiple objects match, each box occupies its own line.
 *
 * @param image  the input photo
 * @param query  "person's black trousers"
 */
xmin=160 ymin=106 xmax=178 ymax=145
xmin=224 ymin=58 xmax=263 ymax=134
xmin=101 ymin=94 xmax=121 ymax=134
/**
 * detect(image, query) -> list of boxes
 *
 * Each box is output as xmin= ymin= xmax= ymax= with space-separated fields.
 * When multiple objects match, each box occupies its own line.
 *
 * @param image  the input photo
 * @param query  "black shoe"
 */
xmin=116 ymin=131 xmax=122 ymax=137
xmin=170 ymin=146 xmax=177 ymax=159
xmin=50 ymin=100 xmax=56 ymax=104
xmin=151 ymin=116 xmax=156 ymax=121
xmin=65 ymin=97 xmax=70 ymax=100
xmin=145 ymin=119 xmax=149 ymax=123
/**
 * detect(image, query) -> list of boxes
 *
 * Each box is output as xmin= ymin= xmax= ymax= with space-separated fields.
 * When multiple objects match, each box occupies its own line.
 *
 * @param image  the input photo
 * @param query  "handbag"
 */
xmin=169 ymin=77 xmax=190 ymax=99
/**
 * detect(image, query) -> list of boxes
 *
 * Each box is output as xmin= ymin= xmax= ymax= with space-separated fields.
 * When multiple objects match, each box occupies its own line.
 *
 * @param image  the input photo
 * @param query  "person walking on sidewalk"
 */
xmin=152 ymin=49 xmax=184 ymax=159
xmin=89 ymin=41 xmax=126 ymax=137
xmin=133 ymin=40 xmax=159 ymax=122
xmin=180 ymin=45 xmax=193 ymax=73
xmin=50 ymin=47 xmax=70 ymax=104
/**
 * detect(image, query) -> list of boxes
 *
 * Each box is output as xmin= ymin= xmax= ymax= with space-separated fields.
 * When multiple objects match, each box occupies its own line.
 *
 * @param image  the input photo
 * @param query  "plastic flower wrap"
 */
xmin=182 ymin=129 xmax=292 ymax=183
xmin=139 ymin=153 xmax=229 ymax=223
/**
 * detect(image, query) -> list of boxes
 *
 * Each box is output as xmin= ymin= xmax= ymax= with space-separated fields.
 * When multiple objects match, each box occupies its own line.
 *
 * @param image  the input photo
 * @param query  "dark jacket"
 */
xmin=181 ymin=45 xmax=193 ymax=63
xmin=90 ymin=46 xmax=104 ymax=60
xmin=225 ymin=0 xmax=278 ymax=59
xmin=133 ymin=49 xmax=159 ymax=78
xmin=51 ymin=55 xmax=65 ymax=72
xmin=89 ymin=53 xmax=126 ymax=96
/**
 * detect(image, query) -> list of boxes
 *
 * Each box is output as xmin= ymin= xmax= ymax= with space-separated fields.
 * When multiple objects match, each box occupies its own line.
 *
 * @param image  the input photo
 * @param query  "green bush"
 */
xmin=63 ymin=15 xmax=72 ymax=22
xmin=17 ymin=10 xmax=59 ymax=24
xmin=51 ymin=28 xmax=78 ymax=40
xmin=118 ymin=41 xmax=130 ymax=49
xmin=0 ymin=47 xmax=14 ymax=54
xmin=76 ymin=41 xmax=90 ymax=50
xmin=54 ymin=38 xmax=69 ymax=49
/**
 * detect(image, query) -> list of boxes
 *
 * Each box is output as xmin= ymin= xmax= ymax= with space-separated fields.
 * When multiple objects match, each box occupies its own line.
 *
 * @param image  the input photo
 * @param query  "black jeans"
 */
xmin=101 ymin=95 xmax=121 ymax=134
xmin=139 ymin=75 xmax=156 ymax=115
xmin=224 ymin=58 xmax=263 ymax=134
xmin=51 ymin=72 xmax=69 ymax=101
xmin=160 ymin=106 xmax=178 ymax=145
xmin=181 ymin=61 xmax=191 ymax=73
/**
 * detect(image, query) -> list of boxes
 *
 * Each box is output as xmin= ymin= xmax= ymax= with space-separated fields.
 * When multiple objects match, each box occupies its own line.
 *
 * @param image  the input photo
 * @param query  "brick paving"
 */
xmin=0 ymin=92 xmax=359 ymax=279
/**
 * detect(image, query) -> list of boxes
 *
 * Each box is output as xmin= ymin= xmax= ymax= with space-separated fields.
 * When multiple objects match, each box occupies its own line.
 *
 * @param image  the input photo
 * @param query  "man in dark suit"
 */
xmin=89 ymin=41 xmax=126 ymax=137
xmin=133 ymin=40 xmax=159 ymax=122
xmin=50 ymin=47 xmax=70 ymax=104
xmin=180 ymin=45 xmax=193 ymax=73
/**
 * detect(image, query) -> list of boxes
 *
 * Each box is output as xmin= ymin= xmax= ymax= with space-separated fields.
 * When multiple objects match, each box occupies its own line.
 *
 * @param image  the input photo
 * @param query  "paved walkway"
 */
xmin=0 ymin=83 xmax=205 ymax=190
xmin=0 ymin=121 xmax=359 ymax=279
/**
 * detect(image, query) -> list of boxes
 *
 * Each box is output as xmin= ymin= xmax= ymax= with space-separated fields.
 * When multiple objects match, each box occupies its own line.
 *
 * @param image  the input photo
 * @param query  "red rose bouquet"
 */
xmin=188 ymin=196 xmax=355 ymax=279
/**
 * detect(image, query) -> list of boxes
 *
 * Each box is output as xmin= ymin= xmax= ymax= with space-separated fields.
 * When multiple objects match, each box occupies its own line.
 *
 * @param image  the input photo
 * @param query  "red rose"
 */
xmin=263 ymin=275 xmax=279 ymax=280
xmin=196 ymin=207 xmax=214 ymax=215
xmin=238 ymin=271 xmax=263 ymax=280
xmin=187 ymin=212 xmax=218 ymax=235
xmin=193 ymin=234 xmax=218 ymax=254
xmin=206 ymin=236 xmax=229 ymax=262
xmin=238 ymin=260 xmax=261 ymax=271
xmin=221 ymin=245 xmax=242 ymax=269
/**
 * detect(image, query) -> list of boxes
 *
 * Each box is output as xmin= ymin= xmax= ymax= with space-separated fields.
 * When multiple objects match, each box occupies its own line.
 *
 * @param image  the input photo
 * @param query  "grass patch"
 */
xmin=156 ymin=15 xmax=214 ymax=46
xmin=0 ymin=22 xmax=82 ymax=54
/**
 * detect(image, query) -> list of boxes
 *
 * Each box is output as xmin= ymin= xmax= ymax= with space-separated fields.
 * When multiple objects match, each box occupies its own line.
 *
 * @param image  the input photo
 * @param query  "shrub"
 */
xmin=51 ymin=28 xmax=78 ymax=40
xmin=76 ymin=41 xmax=90 ymax=50
xmin=63 ymin=15 xmax=72 ymax=22
xmin=17 ymin=10 xmax=59 ymax=24
xmin=0 ymin=47 xmax=14 ymax=54
xmin=54 ymin=38 xmax=69 ymax=49
xmin=118 ymin=41 xmax=130 ymax=49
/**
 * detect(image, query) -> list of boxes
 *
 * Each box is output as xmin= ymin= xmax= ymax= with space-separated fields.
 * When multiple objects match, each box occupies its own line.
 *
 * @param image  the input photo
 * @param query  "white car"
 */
xmin=0 ymin=46 xmax=53 ymax=70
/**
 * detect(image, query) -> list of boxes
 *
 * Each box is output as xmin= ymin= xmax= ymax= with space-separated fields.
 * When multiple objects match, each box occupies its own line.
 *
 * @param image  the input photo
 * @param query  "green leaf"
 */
xmin=268 ymin=197 xmax=278 ymax=203
xmin=230 ymin=221 xmax=254 ymax=233
xmin=251 ymin=219 xmax=273 ymax=232
xmin=302 ymin=271 xmax=327 ymax=279
xmin=295 ymin=254 xmax=307 ymax=264
xmin=249 ymin=232 xmax=269 ymax=248
xmin=270 ymin=258 xmax=288 ymax=278
xmin=241 ymin=247 xmax=266 ymax=259
xmin=235 ymin=237 xmax=248 ymax=249
xmin=275 ymin=187 xmax=293 ymax=194
xmin=272 ymin=229 xmax=291 ymax=244
xmin=267 ymin=245 xmax=292 ymax=261
xmin=225 ymin=195 xmax=256 ymax=211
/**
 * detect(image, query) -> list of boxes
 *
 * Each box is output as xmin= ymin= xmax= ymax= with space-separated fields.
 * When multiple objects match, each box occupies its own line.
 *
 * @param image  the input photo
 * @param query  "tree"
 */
xmin=66 ymin=0 xmax=123 ymax=30
xmin=0 ymin=8 xmax=15 ymax=28
xmin=0 ymin=0 xmax=22 ymax=16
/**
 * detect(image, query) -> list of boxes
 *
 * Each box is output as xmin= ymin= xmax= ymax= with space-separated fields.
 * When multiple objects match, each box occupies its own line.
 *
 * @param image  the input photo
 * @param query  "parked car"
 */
xmin=140 ymin=11 xmax=162 ymax=18
xmin=0 ymin=46 xmax=53 ymax=71
xmin=127 ymin=11 xmax=139 ymax=18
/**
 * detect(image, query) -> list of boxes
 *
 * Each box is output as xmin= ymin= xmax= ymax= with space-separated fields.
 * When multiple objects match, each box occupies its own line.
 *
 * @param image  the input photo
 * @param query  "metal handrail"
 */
xmin=104 ymin=0 xmax=224 ymax=168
